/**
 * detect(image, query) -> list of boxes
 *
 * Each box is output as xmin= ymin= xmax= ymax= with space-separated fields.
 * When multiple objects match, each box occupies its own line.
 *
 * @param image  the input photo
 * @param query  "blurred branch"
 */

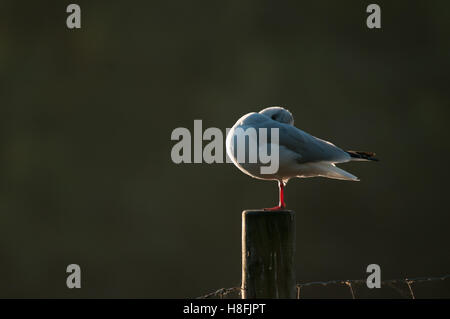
xmin=197 ymin=274 xmax=450 ymax=299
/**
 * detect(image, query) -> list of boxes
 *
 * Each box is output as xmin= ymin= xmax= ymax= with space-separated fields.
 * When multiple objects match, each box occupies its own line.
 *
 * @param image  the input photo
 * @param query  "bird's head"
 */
xmin=259 ymin=106 xmax=294 ymax=125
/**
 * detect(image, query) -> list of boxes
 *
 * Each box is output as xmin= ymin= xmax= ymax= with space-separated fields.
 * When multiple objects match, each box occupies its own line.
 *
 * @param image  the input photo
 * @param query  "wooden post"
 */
xmin=241 ymin=210 xmax=296 ymax=299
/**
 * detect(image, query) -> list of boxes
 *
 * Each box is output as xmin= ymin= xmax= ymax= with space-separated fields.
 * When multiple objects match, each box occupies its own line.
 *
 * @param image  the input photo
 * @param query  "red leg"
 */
xmin=264 ymin=181 xmax=286 ymax=211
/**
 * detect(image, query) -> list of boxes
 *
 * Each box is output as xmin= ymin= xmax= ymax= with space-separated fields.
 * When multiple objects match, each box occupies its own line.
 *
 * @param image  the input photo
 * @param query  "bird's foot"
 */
xmin=263 ymin=180 xmax=287 ymax=211
xmin=263 ymin=204 xmax=286 ymax=211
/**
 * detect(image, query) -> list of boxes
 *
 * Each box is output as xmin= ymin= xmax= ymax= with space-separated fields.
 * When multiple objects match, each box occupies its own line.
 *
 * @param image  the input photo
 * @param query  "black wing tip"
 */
xmin=347 ymin=150 xmax=380 ymax=162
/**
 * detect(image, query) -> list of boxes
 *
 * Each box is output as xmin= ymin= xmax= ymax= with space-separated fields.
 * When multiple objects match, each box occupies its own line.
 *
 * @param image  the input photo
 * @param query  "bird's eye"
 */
xmin=271 ymin=115 xmax=277 ymax=120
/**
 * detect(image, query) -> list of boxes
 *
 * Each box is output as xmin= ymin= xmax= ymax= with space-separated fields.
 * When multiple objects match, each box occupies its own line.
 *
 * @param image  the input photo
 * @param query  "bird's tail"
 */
xmin=347 ymin=150 xmax=379 ymax=162
xmin=321 ymin=163 xmax=360 ymax=181
xmin=305 ymin=162 xmax=359 ymax=181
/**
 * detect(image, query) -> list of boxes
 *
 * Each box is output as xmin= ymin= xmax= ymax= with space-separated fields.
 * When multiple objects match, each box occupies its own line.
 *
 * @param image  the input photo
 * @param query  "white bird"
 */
xmin=226 ymin=106 xmax=378 ymax=210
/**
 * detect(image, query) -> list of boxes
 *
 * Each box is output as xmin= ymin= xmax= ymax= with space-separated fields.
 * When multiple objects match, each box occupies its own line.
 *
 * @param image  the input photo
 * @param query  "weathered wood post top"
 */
xmin=241 ymin=210 xmax=296 ymax=299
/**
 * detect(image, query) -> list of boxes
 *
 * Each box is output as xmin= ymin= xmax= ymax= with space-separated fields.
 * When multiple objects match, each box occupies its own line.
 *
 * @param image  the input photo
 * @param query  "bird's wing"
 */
xmin=241 ymin=113 xmax=350 ymax=164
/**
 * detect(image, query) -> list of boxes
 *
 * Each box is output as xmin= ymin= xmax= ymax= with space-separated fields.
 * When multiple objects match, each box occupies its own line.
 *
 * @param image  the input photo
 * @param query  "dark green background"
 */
xmin=1 ymin=1 xmax=449 ymax=298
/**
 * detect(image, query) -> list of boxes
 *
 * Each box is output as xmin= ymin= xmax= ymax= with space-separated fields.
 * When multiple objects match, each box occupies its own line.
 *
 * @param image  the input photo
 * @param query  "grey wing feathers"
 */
xmin=279 ymin=126 xmax=350 ymax=163
xmin=241 ymin=113 xmax=350 ymax=164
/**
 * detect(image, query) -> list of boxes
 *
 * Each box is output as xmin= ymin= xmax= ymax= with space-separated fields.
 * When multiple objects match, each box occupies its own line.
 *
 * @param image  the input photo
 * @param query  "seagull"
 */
xmin=226 ymin=106 xmax=378 ymax=210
